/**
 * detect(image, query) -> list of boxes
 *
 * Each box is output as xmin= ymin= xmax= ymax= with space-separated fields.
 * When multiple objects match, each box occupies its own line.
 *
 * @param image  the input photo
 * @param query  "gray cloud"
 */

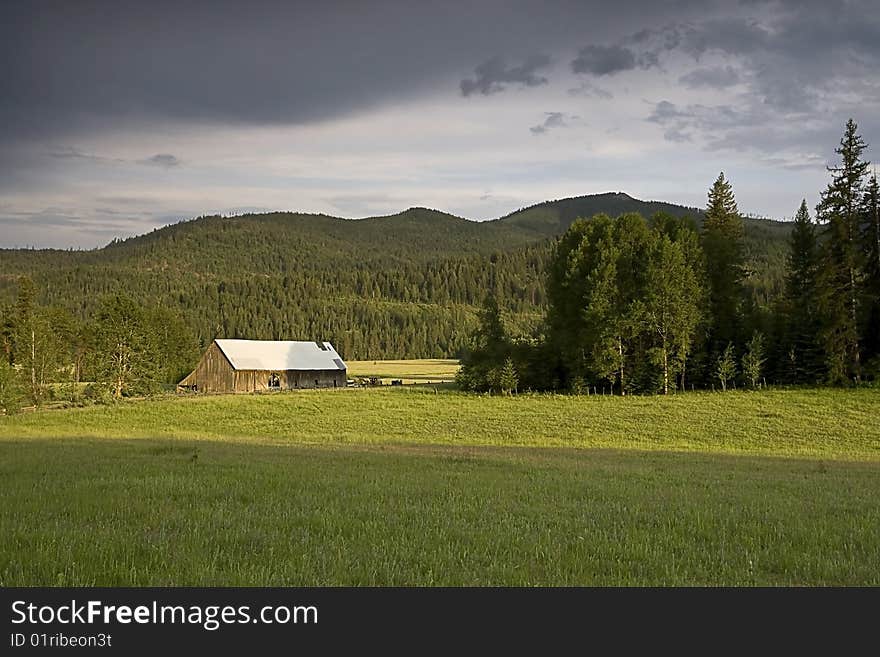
xmin=648 ymin=5 xmax=880 ymax=112
xmin=139 ymin=153 xmax=181 ymax=168
xmin=647 ymin=100 xmax=768 ymax=143
xmin=530 ymin=112 xmax=568 ymax=135
xmin=567 ymin=81 xmax=613 ymax=99
xmin=629 ymin=2 xmax=880 ymax=159
xmin=460 ymin=55 xmax=551 ymax=96
xmin=571 ymin=45 xmax=637 ymax=76
xmin=47 ymin=147 xmax=123 ymax=164
xmin=3 ymin=0 xmax=880 ymax=247
xmin=644 ymin=97 xmax=847 ymax=167
xmin=663 ymin=127 xmax=692 ymax=143
xmin=6 ymin=0 xmax=643 ymax=144
xmin=4 ymin=1 xmax=878 ymax=145
xmin=678 ymin=65 xmax=740 ymax=89
xmin=47 ymin=148 xmax=181 ymax=169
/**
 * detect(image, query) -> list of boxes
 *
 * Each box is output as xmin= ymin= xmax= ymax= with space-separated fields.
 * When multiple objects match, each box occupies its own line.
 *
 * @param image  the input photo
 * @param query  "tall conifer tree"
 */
xmin=816 ymin=118 xmax=869 ymax=382
xmin=783 ymin=200 xmax=822 ymax=381
xmin=702 ymin=172 xmax=745 ymax=357
xmin=862 ymin=172 xmax=880 ymax=364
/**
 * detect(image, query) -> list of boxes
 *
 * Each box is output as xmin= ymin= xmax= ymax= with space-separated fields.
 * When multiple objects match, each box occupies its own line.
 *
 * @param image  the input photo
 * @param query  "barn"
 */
xmin=178 ymin=339 xmax=347 ymax=393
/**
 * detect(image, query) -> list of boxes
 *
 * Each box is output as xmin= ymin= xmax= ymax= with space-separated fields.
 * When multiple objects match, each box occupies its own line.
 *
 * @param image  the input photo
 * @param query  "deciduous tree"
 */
xmin=741 ymin=332 xmax=766 ymax=389
xmin=643 ymin=233 xmax=704 ymax=394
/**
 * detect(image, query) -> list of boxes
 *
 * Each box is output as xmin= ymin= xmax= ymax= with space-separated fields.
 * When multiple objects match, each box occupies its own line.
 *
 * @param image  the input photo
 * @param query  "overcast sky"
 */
xmin=2 ymin=0 xmax=879 ymax=248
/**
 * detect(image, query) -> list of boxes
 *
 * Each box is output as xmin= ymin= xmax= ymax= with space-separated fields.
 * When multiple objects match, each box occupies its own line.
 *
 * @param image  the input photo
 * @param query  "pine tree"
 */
xmin=456 ymin=292 xmax=511 ymax=391
xmin=475 ymin=292 xmax=507 ymax=361
xmin=498 ymin=357 xmax=519 ymax=394
xmin=862 ymin=172 xmax=880 ymax=366
xmin=0 ymin=360 xmax=23 ymax=415
xmin=0 ymin=302 xmax=13 ymax=366
xmin=783 ymin=200 xmax=823 ymax=382
xmin=702 ymin=172 xmax=745 ymax=358
xmin=816 ymin=118 xmax=869 ymax=383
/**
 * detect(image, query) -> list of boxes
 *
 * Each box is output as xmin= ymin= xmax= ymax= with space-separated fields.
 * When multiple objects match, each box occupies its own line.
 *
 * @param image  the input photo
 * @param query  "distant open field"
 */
xmin=346 ymin=359 xmax=459 ymax=383
xmin=2 ymin=387 xmax=879 ymax=585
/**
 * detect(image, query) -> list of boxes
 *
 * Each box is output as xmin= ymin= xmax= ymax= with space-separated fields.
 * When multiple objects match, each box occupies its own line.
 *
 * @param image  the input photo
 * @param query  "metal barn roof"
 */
xmin=214 ymin=339 xmax=347 ymax=371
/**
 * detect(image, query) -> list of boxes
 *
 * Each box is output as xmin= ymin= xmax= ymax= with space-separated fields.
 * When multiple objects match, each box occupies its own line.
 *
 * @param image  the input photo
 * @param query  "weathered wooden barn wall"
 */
xmin=283 ymin=369 xmax=345 ymax=389
xmin=232 ymin=369 xmax=345 ymax=392
xmin=179 ymin=343 xmax=346 ymax=393
xmin=178 ymin=342 xmax=235 ymax=392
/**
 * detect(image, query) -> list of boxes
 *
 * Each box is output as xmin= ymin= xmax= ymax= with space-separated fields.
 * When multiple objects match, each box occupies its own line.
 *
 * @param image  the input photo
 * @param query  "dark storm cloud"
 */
xmin=0 ymin=0 xmax=745 ymax=149
xmin=678 ymin=66 xmax=740 ymax=89
xmin=571 ymin=45 xmax=638 ymax=76
xmin=459 ymin=55 xmax=551 ymax=96
xmin=3 ymin=0 xmax=880 ymax=247
xmin=1 ymin=0 xmax=663 ymax=146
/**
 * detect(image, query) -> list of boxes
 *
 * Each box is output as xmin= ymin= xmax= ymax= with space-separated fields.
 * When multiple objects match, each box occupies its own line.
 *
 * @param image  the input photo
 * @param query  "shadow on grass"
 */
xmin=1 ymin=438 xmax=879 ymax=586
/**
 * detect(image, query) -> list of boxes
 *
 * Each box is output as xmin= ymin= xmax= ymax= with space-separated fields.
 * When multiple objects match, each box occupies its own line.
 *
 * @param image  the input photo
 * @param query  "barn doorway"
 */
xmin=268 ymin=373 xmax=281 ymax=389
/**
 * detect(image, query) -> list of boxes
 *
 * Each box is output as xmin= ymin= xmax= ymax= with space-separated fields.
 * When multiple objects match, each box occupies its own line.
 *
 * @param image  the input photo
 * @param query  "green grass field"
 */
xmin=346 ymin=358 xmax=459 ymax=383
xmin=1 ymin=386 xmax=879 ymax=585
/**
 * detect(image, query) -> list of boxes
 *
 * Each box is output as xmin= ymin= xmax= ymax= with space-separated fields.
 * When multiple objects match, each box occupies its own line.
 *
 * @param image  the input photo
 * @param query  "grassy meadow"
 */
xmin=346 ymin=358 xmax=460 ymax=383
xmin=1 ymin=384 xmax=879 ymax=585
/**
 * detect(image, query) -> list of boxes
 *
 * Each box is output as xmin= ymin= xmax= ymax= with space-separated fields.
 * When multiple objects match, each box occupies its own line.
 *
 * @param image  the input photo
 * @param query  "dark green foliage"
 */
xmin=0 ymin=196 xmax=790 ymax=363
xmin=145 ymin=304 xmax=201 ymax=385
xmin=0 ymin=360 xmax=23 ymax=414
xmin=456 ymin=293 xmax=513 ymax=392
xmin=9 ymin=277 xmax=70 ymax=405
xmin=703 ymin=172 xmax=745 ymax=353
xmin=862 ymin=173 xmax=880 ymax=365
xmin=93 ymin=295 xmax=163 ymax=398
xmin=498 ymin=357 xmax=519 ymax=394
xmin=816 ymin=119 xmax=870 ymax=383
xmin=9 ymin=153 xmax=879 ymax=394
xmin=781 ymin=200 xmax=823 ymax=382
xmin=545 ymin=214 xmax=619 ymax=387
xmin=87 ymin=294 xmax=195 ymax=398
xmin=542 ymin=212 xmax=705 ymax=393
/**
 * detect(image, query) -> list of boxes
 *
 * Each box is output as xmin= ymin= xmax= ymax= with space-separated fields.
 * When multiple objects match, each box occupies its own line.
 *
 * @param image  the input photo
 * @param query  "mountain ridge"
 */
xmin=1 ymin=192 xmax=784 ymax=255
xmin=0 ymin=191 xmax=791 ymax=360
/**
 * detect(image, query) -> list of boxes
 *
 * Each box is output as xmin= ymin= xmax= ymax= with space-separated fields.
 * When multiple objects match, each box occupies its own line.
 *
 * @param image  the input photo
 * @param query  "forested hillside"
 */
xmin=0 ymin=193 xmax=790 ymax=360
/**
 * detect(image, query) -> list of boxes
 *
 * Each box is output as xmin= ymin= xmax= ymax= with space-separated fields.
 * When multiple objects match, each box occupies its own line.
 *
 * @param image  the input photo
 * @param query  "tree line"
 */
xmin=458 ymin=119 xmax=880 ymax=394
xmin=2 ymin=120 xmax=875 ymax=408
xmin=1 ymin=285 xmax=197 ymax=412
